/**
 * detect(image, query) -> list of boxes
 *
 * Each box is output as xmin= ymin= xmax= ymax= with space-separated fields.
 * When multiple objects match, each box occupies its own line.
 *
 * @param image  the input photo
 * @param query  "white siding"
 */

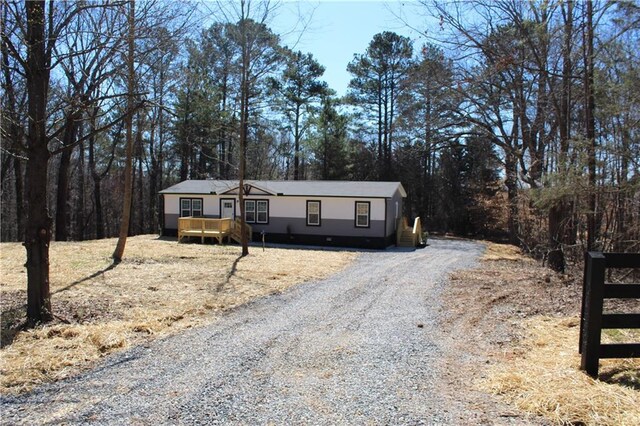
xmin=265 ymin=196 xmax=385 ymax=220
xmin=164 ymin=194 xmax=218 ymax=216
xmin=164 ymin=194 xmax=180 ymax=214
xmin=204 ymin=197 xmax=219 ymax=216
xmin=166 ymin=194 xmax=386 ymax=221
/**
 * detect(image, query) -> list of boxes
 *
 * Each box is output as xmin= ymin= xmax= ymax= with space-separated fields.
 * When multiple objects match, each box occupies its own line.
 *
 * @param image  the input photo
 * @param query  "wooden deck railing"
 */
xmin=178 ymin=217 xmax=252 ymax=245
xmin=397 ymin=217 xmax=424 ymax=247
xmin=230 ymin=218 xmax=252 ymax=244
xmin=178 ymin=217 xmax=233 ymax=244
xmin=412 ymin=217 xmax=423 ymax=245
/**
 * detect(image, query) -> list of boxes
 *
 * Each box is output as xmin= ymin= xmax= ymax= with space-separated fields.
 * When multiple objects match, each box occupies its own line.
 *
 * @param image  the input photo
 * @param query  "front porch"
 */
xmin=178 ymin=217 xmax=252 ymax=244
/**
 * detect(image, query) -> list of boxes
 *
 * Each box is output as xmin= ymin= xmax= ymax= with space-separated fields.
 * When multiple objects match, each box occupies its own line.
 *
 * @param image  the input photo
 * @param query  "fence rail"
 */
xmin=579 ymin=252 xmax=640 ymax=377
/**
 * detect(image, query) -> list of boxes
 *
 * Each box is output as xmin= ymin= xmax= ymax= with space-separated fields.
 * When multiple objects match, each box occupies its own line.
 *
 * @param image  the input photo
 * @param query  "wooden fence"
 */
xmin=579 ymin=252 xmax=640 ymax=377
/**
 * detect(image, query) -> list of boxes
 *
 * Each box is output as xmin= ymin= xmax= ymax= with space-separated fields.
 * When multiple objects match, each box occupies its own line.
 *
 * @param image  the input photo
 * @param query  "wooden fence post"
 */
xmin=579 ymin=251 xmax=588 ymax=354
xmin=580 ymin=252 xmax=606 ymax=377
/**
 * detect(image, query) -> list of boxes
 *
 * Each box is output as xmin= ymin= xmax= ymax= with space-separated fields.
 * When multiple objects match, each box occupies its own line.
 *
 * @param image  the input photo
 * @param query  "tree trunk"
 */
xmin=112 ymin=0 xmax=136 ymax=262
xmin=179 ymin=90 xmax=190 ymax=181
xmin=614 ymin=123 xmax=630 ymax=251
xmin=148 ymin=149 xmax=158 ymax=235
xmin=293 ymin=103 xmax=301 ymax=180
xmin=505 ymin=149 xmax=519 ymax=245
xmin=585 ymin=0 xmax=597 ymax=251
xmin=14 ymin=157 xmax=24 ymax=241
xmin=548 ymin=202 xmax=565 ymax=273
xmin=1 ymin=11 xmax=25 ymax=241
xmin=25 ymin=145 xmax=52 ymax=324
xmin=55 ymin=143 xmax=73 ymax=241
xmin=383 ymin=82 xmax=389 ymax=179
xmin=94 ymin=175 xmax=105 ymax=238
xmin=156 ymin=110 xmax=164 ymax=231
xmin=388 ymin=77 xmax=395 ymax=180
xmin=238 ymin=11 xmax=249 ymax=257
xmin=559 ymin=0 xmax=576 ymax=246
xmin=148 ymin=82 xmax=159 ymax=234
xmin=75 ymin=142 xmax=86 ymax=240
xmin=88 ymin=117 xmax=105 ymax=240
xmin=24 ymin=0 xmax=53 ymax=325
xmin=54 ymin=107 xmax=82 ymax=241
xmin=423 ymin=86 xmax=432 ymax=221
xmin=547 ymin=0 xmax=574 ymax=273
xmin=239 ymin=78 xmax=249 ymax=256
xmin=136 ymin=127 xmax=144 ymax=234
xmin=377 ymin=76 xmax=383 ymax=177
xmin=322 ymin=124 xmax=328 ymax=180
xmin=220 ymin=72 xmax=229 ymax=179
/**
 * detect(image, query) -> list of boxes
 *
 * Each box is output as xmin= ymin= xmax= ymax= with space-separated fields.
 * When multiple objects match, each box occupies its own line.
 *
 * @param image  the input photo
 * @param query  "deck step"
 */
xmin=397 ymin=229 xmax=416 ymax=247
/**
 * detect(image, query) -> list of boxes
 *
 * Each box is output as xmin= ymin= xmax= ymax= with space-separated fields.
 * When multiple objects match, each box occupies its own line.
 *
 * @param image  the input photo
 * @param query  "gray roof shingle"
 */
xmin=159 ymin=180 xmax=406 ymax=198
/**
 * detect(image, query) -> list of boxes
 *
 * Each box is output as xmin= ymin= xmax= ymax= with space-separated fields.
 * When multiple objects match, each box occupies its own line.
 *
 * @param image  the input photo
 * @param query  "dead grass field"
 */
xmin=480 ymin=241 xmax=533 ymax=262
xmin=444 ymin=242 xmax=640 ymax=426
xmin=0 ymin=235 xmax=355 ymax=395
xmin=485 ymin=316 xmax=640 ymax=426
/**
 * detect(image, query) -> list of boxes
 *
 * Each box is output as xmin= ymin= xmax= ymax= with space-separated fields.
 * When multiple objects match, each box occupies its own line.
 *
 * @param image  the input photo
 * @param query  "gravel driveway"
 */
xmin=2 ymin=238 xmax=486 ymax=425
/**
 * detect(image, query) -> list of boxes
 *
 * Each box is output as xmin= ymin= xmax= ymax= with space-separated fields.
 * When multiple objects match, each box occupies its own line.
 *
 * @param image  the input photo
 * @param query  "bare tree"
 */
xmin=53 ymin=4 xmax=127 ymax=241
xmin=3 ymin=1 xmax=131 ymax=324
xmin=214 ymin=0 xmax=282 ymax=256
xmin=22 ymin=0 xmax=54 ymax=323
xmin=112 ymin=0 xmax=136 ymax=262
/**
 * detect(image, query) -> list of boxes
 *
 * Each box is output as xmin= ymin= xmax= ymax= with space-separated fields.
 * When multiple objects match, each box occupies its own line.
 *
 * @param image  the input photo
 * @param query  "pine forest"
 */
xmin=2 ymin=0 xmax=639 ymax=274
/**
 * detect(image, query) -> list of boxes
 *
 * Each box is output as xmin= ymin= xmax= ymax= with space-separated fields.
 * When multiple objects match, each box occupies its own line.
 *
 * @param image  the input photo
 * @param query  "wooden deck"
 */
xmin=178 ymin=217 xmax=252 ymax=244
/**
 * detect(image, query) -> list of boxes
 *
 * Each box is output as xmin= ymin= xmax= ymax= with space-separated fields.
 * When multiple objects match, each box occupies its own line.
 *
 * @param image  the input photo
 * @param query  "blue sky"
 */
xmin=270 ymin=1 xmax=436 ymax=97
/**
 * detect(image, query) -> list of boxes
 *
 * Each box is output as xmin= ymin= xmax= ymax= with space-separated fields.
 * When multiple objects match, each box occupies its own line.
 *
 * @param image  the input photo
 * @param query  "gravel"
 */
xmin=2 ymin=238 xmax=487 ymax=425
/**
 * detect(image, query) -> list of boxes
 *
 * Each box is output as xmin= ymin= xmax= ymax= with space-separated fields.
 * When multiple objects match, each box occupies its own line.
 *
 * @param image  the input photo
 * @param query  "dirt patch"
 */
xmin=0 ymin=235 xmax=355 ymax=395
xmin=440 ymin=242 xmax=640 ymax=425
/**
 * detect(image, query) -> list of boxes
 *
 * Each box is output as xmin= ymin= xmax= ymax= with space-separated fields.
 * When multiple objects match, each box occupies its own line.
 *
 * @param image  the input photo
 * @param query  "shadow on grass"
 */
xmin=52 ymin=262 xmax=119 ymax=295
xmin=1 ymin=305 xmax=26 ymax=348
xmin=218 ymin=254 xmax=244 ymax=292
xmin=600 ymin=367 xmax=640 ymax=390
xmin=1 ymin=262 xmax=121 ymax=348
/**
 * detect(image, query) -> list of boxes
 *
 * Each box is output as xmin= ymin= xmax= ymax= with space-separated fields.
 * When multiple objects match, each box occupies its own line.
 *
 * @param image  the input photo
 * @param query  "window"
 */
xmin=181 ymin=199 xmax=191 ymax=217
xmin=245 ymin=200 xmax=269 ymax=224
xmin=306 ymin=201 xmax=321 ymax=226
xmin=256 ymin=200 xmax=268 ymax=224
xmin=355 ymin=201 xmax=370 ymax=228
xmin=192 ymin=199 xmax=203 ymax=217
xmin=180 ymin=198 xmax=203 ymax=217
xmin=245 ymin=200 xmax=256 ymax=223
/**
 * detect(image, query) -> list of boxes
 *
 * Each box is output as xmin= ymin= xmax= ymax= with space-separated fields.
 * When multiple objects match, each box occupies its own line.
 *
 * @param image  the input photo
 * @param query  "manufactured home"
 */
xmin=159 ymin=180 xmax=409 ymax=249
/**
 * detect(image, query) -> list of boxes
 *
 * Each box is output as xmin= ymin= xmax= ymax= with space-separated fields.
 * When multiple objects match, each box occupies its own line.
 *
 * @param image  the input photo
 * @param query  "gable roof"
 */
xmin=159 ymin=180 xmax=406 ymax=198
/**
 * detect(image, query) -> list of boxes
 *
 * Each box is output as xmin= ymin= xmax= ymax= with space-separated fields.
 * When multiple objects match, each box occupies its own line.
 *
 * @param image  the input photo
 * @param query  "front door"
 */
xmin=221 ymin=199 xmax=235 ymax=219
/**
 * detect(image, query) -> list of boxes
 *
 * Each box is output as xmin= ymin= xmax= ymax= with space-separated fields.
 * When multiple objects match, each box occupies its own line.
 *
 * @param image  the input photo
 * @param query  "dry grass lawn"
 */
xmin=0 ymin=235 xmax=355 ymax=395
xmin=480 ymin=241 xmax=532 ymax=262
xmin=484 ymin=316 xmax=640 ymax=426
xmin=448 ymin=242 xmax=640 ymax=426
